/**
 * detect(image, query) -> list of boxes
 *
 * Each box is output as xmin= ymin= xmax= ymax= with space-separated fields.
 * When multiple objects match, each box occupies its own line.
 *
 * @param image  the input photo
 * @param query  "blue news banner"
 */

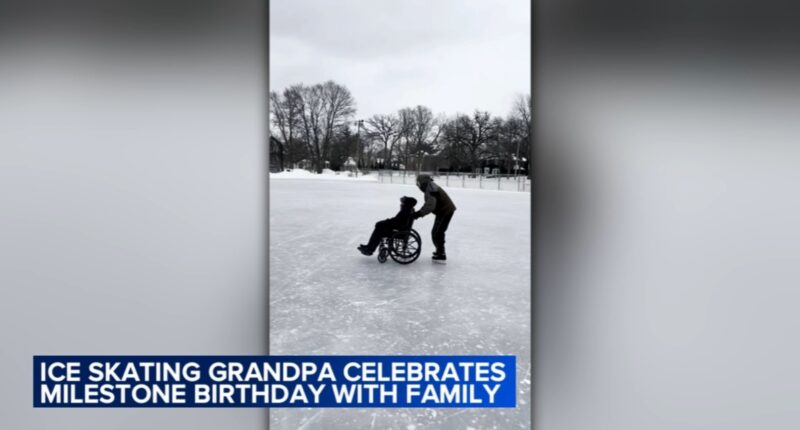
xmin=34 ymin=356 xmax=516 ymax=408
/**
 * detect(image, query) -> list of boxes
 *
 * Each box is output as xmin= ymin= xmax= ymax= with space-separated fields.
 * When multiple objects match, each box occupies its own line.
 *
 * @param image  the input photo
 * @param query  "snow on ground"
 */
xmin=270 ymin=178 xmax=531 ymax=429
xmin=271 ymin=168 xmax=377 ymax=181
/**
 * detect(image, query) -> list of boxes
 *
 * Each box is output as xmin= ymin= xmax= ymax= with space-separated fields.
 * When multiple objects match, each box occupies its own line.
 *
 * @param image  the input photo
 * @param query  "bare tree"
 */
xmin=440 ymin=116 xmax=466 ymax=170
xmin=292 ymin=81 xmax=356 ymax=173
xmin=269 ymin=91 xmax=285 ymax=170
xmin=361 ymin=134 xmax=383 ymax=169
xmin=320 ymin=81 xmax=357 ymax=168
xmin=442 ymin=110 xmax=498 ymax=172
xmin=513 ymin=94 xmax=531 ymax=130
xmin=269 ymin=87 xmax=306 ymax=170
xmin=293 ymin=84 xmax=322 ymax=171
xmin=271 ymin=82 xmax=529 ymax=176
xmin=395 ymin=106 xmax=443 ymax=171
xmin=365 ymin=114 xmax=401 ymax=169
xmin=511 ymin=93 xmax=531 ymax=175
xmin=494 ymin=116 xmax=523 ymax=172
xmin=395 ymin=108 xmax=415 ymax=170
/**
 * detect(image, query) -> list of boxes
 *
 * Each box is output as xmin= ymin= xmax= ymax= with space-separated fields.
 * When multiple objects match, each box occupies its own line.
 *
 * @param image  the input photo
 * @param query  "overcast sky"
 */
xmin=270 ymin=0 xmax=530 ymax=119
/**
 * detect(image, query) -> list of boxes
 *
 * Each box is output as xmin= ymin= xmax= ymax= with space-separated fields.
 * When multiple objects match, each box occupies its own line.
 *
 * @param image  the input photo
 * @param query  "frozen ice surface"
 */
xmin=270 ymin=178 xmax=531 ymax=429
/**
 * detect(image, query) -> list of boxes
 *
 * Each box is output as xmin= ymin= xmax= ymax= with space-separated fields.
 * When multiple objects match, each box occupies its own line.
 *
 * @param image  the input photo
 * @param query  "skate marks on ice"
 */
xmin=269 ymin=179 xmax=530 ymax=429
xmin=274 ymin=407 xmax=526 ymax=430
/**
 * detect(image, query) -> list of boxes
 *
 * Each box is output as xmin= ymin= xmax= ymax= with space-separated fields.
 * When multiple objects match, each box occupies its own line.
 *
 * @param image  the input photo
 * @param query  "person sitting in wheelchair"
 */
xmin=358 ymin=196 xmax=417 ymax=256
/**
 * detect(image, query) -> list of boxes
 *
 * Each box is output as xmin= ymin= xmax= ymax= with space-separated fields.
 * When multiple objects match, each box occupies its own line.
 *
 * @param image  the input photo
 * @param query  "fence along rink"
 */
xmin=377 ymin=170 xmax=531 ymax=192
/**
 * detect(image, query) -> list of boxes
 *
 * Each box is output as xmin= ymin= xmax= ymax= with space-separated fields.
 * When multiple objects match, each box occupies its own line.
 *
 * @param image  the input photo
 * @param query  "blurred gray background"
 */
xmin=535 ymin=1 xmax=800 ymax=429
xmin=0 ymin=0 xmax=266 ymax=428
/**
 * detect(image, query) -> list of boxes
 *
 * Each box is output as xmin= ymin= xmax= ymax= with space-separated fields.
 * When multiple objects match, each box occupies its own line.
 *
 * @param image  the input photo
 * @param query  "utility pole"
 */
xmin=354 ymin=119 xmax=364 ymax=176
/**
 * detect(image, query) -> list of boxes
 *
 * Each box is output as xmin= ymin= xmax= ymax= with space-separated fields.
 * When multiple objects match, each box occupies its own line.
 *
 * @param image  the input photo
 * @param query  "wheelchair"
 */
xmin=377 ymin=228 xmax=422 ymax=264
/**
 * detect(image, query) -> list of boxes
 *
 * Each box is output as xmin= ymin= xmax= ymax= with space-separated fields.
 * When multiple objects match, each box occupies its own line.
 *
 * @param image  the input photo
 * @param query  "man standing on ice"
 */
xmin=414 ymin=174 xmax=457 ymax=263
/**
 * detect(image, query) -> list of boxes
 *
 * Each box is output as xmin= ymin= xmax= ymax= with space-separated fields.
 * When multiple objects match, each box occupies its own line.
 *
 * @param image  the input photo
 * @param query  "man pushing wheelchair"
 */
xmin=413 ymin=174 xmax=456 ymax=263
xmin=357 ymin=174 xmax=456 ymax=264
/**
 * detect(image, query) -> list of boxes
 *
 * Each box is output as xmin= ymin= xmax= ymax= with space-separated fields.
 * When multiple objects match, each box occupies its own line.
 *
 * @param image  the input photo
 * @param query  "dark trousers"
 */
xmin=432 ymin=211 xmax=454 ymax=254
xmin=366 ymin=220 xmax=394 ymax=253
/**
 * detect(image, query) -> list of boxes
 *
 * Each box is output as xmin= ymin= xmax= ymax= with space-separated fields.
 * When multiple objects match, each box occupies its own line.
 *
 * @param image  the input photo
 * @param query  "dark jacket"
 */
xmin=384 ymin=197 xmax=417 ymax=230
xmin=416 ymin=176 xmax=456 ymax=217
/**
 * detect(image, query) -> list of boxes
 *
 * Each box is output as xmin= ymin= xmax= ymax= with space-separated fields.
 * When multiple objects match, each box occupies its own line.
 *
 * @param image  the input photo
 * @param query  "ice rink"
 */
xmin=269 ymin=177 xmax=530 ymax=429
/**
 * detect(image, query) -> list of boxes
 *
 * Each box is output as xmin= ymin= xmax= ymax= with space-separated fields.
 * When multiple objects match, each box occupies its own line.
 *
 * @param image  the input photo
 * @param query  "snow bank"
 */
xmin=270 ymin=169 xmax=377 ymax=182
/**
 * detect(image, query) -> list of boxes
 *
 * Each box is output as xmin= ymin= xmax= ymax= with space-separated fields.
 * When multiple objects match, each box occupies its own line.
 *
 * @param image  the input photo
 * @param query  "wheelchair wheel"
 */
xmin=388 ymin=229 xmax=422 ymax=264
xmin=377 ymin=248 xmax=388 ymax=263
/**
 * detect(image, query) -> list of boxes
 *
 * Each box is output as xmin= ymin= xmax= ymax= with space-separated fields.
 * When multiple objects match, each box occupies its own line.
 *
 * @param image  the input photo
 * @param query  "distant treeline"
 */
xmin=270 ymin=80 xmax=530 ymax=174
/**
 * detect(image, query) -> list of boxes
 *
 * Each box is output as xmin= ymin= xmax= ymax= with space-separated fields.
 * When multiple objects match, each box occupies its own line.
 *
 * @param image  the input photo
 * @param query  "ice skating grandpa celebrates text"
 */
xmin=414 ymin=174 xmax=456 ymax=263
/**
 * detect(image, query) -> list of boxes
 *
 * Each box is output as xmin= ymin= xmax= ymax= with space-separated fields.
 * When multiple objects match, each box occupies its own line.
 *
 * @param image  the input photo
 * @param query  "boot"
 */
xmin=358 ymin=244 xmax=372 ymax=256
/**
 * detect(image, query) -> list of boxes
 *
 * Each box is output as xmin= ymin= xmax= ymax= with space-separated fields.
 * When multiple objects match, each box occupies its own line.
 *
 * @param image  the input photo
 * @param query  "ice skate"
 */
xmin=432 ymin=252 xmax=447 ymax=264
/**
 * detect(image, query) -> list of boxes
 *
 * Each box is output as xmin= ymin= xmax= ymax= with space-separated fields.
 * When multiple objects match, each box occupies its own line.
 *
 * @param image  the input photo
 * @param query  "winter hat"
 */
xmin=415 ymin=174 xmax=432 ymax=190
xmin=400 ymin=196 xmax=417 ymax=208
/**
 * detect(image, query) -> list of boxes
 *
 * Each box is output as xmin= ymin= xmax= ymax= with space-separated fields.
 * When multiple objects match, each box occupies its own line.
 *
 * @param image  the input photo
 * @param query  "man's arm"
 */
xmin=415 ymin=189 xmax=437 ymax=218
